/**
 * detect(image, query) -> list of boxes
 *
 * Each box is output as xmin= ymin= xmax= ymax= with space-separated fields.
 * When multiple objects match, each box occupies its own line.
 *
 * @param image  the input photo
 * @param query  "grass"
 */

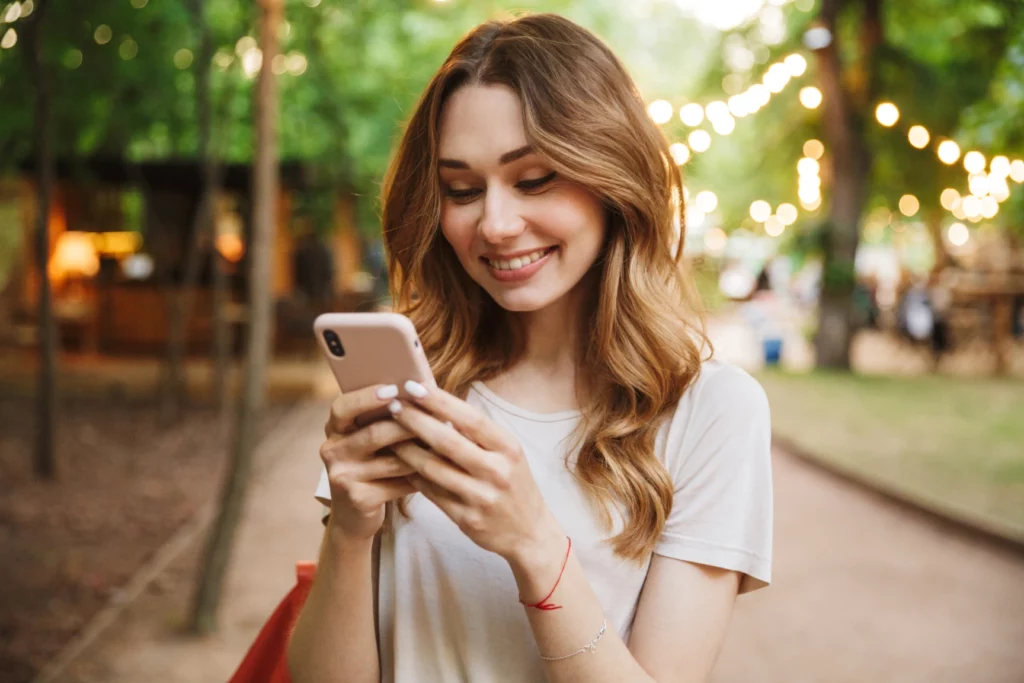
xmin=757 ymin=370 xmax=1024 ymax=536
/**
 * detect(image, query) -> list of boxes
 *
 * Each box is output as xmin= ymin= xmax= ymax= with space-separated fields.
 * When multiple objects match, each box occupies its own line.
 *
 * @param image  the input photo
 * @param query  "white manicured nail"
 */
xmin=376 ymin=384 xmax=399 ymax=400
xmin=404 ymin=380 xmax=428 ymax=398
xmin=388 ymin=399 xmax=403 ymax=414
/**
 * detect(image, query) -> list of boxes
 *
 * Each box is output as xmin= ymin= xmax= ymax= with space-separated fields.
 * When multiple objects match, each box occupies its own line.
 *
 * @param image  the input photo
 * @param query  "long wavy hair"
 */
xmin=380 ymin=13 xmax=709 ymax=563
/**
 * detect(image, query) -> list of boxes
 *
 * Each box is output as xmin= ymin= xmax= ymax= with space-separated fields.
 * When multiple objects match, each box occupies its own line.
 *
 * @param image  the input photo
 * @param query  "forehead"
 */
xmin=437 ymin=84 xmax=528 ymax=165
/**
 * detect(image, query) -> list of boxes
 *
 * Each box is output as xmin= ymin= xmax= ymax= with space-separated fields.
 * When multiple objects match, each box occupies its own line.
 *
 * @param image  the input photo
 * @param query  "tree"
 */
xmin=189 ymin=0 xmax=282 ymax=635
xmin=25 ymin=0 xmax=58 ymax=479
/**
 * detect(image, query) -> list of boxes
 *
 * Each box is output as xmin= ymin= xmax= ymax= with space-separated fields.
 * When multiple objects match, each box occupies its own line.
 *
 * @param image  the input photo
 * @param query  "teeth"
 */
xmin=488 ymin=248 xmax=550 ymax=271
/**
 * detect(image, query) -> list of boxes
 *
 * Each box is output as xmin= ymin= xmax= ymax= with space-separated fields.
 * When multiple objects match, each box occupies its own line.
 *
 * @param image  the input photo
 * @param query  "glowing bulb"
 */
xmin=776 ymin=203 xmax=798 ymax=225
xmin=797 ymin=157 xmax=820 ymax=176
xmin=1009 ymin=159 xmax=1024 ymax=183
xmin=765 ymin=216 xmax=785 ymax=237
xmin=712 ymin=114 xmax=736 ymax=135
xmin=705 ymin=100 xmax=730 ymax=122
xmin=990 ymin=155 xmax=1010 ymax=177
xmin=939 ymin=188 xmax=960 ymax=210
xmin=968 ymin=173 xmax=989 ymax=198
xmin=963 ymin=151 xmax=986 ymax=174
xmin=980 ymin=196 xmax=998 ymax=219
xmin=907 ymin=125 xmax=930 ymax=149
xmin=749 ymin=200 xmax=772 ymax=222
xmin=648 ymin=100 xmax=673 ymax=125
xmin=669 ymin=142 xmax=691 ymax=166
xmin=875 ymin=102 xmax=899 ymax=127
xmin=947 ymin=223 xmax=969 ymax=246
xmin=803 ymin=139 xmax=824 ymax=159
xmin=679 ymin=103 xmax=705 ymax=126
xmin=961 ymin=195 xmax=981 ymax=218
xmin=784 ymin=53 xmax=807 ymax=77
xmin=688 ymin=130 xmax=711 ymax=153
xmin=696 ymin=190 xmax=718 ymax=213
xmin=898 ymin=194 xmax=920 ymax=217
xmin=799 ymin=86 xmax=822 ymax=109
xmin=937 ymin=140 xmax=961 ymax=165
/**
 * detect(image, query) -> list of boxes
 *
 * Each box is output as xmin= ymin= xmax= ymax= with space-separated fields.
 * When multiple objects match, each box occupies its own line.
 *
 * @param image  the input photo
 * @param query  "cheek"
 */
xmin=440 ymin=206 xmax=477 ymax=261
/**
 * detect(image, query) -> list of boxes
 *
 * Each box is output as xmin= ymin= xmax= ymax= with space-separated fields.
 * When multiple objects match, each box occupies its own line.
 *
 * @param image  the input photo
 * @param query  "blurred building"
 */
xmin=0 ymin=158 xmax=370 ymax=357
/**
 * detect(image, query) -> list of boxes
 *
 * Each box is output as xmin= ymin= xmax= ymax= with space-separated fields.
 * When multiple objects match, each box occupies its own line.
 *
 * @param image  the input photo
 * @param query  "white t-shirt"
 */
xmin=314 ymin=360 xmax=773 ymax=683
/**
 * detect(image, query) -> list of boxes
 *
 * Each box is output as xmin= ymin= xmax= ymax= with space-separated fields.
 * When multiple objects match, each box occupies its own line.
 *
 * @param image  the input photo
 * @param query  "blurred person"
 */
xmin=289 ymin=14 xmax=772 ymax=683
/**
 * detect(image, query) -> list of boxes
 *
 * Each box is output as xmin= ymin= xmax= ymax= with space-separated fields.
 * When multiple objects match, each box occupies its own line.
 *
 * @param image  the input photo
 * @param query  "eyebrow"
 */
xmin=438 ymin=145 xmax=535 ymax=169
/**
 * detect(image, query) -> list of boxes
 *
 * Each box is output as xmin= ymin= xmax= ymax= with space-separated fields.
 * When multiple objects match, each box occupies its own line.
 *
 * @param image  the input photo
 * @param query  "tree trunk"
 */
xmin=211 ymin=240 xmax=231 ymax=414
xmin=161 ymin=0 xmax=220 ymax=422
xmin=189 ymin=0 xmax=282 ymax=635
xmin=812 ymin=0 xmax=879 ymax=370
xmin=28 ymin=0 xmax=57 ymax=480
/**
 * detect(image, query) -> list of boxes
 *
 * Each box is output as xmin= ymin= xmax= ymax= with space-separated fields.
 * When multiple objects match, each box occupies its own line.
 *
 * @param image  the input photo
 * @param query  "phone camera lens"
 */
xmin=322 ymin=331 xmax=345 ymax=357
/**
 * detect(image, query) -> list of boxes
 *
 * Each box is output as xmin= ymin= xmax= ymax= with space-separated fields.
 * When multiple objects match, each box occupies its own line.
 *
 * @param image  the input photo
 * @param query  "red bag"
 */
xmin=228 ymin=561 xmax=316 ymax=683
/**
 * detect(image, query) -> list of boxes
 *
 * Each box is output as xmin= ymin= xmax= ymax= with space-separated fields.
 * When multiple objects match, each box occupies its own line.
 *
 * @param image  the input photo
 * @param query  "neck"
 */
xmin=510 ymin=278 xmax=592 ymax=380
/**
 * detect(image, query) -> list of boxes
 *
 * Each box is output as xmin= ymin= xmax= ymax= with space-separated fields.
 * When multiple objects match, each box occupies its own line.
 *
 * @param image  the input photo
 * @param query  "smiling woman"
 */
xmin=290 ymin=13 xmax=772 ymax=683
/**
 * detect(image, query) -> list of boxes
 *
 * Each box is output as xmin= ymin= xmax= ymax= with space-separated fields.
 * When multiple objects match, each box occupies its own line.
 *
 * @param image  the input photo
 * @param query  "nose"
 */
xmin=478 ymin=185 xmax=526 ymax=244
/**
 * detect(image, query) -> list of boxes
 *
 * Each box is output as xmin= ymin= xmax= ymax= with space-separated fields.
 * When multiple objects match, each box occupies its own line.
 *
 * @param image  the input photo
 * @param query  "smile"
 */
xmin=481 ymin=246 xmax=557 ymax=282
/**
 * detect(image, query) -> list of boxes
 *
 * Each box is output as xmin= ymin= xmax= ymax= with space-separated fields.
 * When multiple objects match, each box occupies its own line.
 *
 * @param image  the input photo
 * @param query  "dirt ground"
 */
xmin=0 ymin=395 xmax=290 ymax=683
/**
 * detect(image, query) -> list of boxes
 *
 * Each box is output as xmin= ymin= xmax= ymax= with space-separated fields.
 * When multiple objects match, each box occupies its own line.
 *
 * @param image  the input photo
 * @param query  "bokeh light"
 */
xmin=937 ymin=140 xmax=961 ymax=165
xmin=94 ymin=24 xmax=113 ymax=45
xmin=963 ymin=151 xmax=986 ymax=174
xmin=669 ymin=142 xmax=691 ymax=166
xmin=799 ymin=86 xmax=822 ymax=109
xmin=939 ymin=188 xmax=960 ymax=210
xmin=680 ymin=103 xmax=705 ymax=126
xmin=648 ymin=100 xmax=673 ymax=125
xmin=764 ymin=216 xmax=785 ymax=237
xmin=803 ymin=139 xmax=824 ymax=159
xmin=688 ymin=130 xmax=711 ymax=153
xmin=784 ymin=53 xmax=808 ymax=77
xmin=696 ymin=190 xmax=718 ymax=213
xmin=1 ymin=28 xmax=17 ymax=49
xmin=907 ymin=125 xmax=930 ymax=149
xmin=875 ymin=102 xmax=899 ymax=127
xmin=947 ymin=222 xmax=969 ymax=246
xmin=898 ymin=194 xmax=920 ymax=217
xmin=776 ymin=203 xmax=798 ymax=225
xmin=750 ymin=200 xmax=772 ymax=222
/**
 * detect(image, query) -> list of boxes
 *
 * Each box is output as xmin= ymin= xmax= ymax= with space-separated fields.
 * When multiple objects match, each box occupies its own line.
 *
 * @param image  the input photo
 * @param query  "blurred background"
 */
xmin=1 ymin=0 xmax=1022 ymax=682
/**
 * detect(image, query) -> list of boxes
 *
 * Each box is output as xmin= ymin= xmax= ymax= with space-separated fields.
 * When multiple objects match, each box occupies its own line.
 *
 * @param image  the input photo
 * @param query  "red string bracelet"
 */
xmin=519 ymin=536 xmax=571 ymax=611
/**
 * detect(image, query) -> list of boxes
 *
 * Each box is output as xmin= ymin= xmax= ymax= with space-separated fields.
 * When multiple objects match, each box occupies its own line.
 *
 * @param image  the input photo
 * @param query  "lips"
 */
xmin=483 ymin=246 xmax=556 ymax=272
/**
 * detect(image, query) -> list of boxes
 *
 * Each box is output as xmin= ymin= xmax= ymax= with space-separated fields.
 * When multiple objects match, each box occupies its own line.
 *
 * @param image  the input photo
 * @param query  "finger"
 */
xmin=357 ymin=478 xmax=418 ymax=508
xmin=392 ymin=441 xmax=497 ymax=507
xmin=327 ymin=384 xmax=401 ymax=435
xmin=388 ymin=401 xmax=505 ymax=482
xmin=401 ymin=381 xmax=510 ymax=452
xmin=346 ymin=419 xmax=418 ymax=458
xmin=356 ymin=454 xmax=416 ymax=481
xmin=408 ymin=473 xmax=472 ymax=524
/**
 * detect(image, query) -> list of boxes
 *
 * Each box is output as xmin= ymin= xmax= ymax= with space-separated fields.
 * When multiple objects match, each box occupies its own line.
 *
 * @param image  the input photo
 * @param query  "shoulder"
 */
xmin=672 ymin=360 xmax=769 ymax=431
xmin=658 ymin=360 xmax=771 ymax=472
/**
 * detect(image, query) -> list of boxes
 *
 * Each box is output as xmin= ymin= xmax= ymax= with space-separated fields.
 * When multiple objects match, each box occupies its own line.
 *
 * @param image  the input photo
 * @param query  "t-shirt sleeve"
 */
xmin=654 ymin=364 xmax=773 ymax=593
xmin=315 ymin=462 xmax=332 ymax=521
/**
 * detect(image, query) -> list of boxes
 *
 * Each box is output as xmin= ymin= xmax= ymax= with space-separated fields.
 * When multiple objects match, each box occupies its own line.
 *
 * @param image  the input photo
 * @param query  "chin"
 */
xmin=484 ymin=287 xmax=556 ymax=312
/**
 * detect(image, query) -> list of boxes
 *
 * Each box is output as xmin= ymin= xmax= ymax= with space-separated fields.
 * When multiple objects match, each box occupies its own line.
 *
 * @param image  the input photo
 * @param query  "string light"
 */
xmin=803 ymin=139 xmax=824 ymax=159
xmin=939 ymin=188 xmax=960 ymax=210
xmin=963 ymin=151 xmax=986 ymax=174
xmin=947 ymin=222 xmax=969 ymax=246
xmin=937 ymin=140 xmax=961 ymax=165
xmin=750 ymin=200 xmax=772 ymax=222
xmin=648 ymin=100 xmax=673 ymax=125
xmin=898 ymin=194 xmax=920 ymax=217
xmin=688 ymin=130 xmax=711 ymax=153
xmin=907 ymin=125 xmax=929 ymax=149
xmin=875 ymin=102 xmax=899 ymax=127
xmin=669 ymin=142 xmax=691 ymax=166
xmin=696 ymin=190 xmax=718 ymax=213
xmin=680 ymin=103 xmax=704 ymax=126
xmin=799 ymin=86 xmax=822 ymax=109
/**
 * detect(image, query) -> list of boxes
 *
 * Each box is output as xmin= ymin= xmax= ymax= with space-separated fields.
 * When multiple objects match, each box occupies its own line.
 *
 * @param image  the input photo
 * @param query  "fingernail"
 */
xmin=404 ymin=380 xmax=428 ymax=398
xmin=376 ymin=385 xmax=399 ymax=400
xmin=388 ymin=399 xmax=403 ymax=414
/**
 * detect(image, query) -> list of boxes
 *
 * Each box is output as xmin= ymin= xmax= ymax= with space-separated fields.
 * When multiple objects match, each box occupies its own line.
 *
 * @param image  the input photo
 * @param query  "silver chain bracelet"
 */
xmin=539 ymin=619 xmax=608 ymax=661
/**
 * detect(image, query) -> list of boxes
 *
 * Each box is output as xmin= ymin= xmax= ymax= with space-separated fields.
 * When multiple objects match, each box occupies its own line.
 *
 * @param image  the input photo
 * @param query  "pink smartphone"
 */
xmin=313 ymin=312 xmax=436 ymax=424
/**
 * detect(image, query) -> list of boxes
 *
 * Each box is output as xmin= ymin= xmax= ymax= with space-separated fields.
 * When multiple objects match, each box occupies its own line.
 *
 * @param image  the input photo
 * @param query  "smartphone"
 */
xmin=314 ymin=312 xmax=436 ymax=424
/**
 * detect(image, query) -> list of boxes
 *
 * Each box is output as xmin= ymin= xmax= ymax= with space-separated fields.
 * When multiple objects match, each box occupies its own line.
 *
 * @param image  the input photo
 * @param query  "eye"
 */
xmin=516 ymin=171 xmax=557 ymax=193
xmin=444 ymin=186 xmax=482 ymax=203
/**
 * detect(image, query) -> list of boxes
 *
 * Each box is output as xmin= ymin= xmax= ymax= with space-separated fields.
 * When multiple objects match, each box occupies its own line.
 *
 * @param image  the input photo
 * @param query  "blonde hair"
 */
xmin=381 ymin=13 xmax=709 ymax=563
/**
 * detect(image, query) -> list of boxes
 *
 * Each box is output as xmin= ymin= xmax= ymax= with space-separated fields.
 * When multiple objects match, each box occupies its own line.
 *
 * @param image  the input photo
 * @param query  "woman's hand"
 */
xmin=385 ymin=381 xmax=564 ymax=569
xmin=320 ymin=385 xmax=419 ymax=542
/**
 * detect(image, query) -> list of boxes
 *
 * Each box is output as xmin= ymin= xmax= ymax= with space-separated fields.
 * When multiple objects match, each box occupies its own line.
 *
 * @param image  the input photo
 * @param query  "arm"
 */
xmin=287 ymin=524 xmax=379 ymax=683
xmin=509 ymin=525 xmax=739 ymax=683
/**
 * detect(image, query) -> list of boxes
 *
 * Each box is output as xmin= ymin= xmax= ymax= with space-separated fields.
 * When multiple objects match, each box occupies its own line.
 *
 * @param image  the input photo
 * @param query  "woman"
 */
xmin=289 ymin=13 xmax=772 ymax=683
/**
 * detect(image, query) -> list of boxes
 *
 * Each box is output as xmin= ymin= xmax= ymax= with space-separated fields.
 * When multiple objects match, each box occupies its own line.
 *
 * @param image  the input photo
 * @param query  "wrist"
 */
xmin=325 ymin=521 xmax=376 ymax=556
xmin=507 ymin=518 xmax=568 ymax=592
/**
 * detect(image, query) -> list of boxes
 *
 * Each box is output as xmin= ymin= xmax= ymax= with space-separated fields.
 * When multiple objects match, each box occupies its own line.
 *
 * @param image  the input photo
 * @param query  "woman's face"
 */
xmin=437 ymin=84 xmax=606 ymax=313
